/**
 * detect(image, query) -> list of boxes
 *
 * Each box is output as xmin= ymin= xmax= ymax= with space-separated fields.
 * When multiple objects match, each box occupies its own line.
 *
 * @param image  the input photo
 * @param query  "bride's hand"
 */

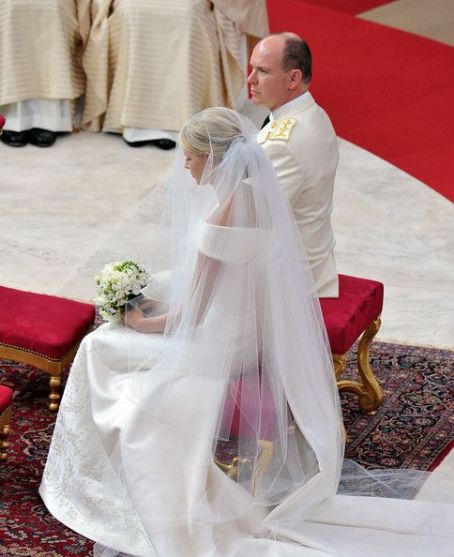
xmin=137 ymin=299 xmax=156 ymax=314
xmin=124 ymin=306 xmax=167 ymax=334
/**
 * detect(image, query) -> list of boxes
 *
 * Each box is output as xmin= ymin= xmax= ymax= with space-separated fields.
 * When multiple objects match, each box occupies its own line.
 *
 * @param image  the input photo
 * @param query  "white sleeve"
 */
xmin=198 ymin=224 xmax=268 ymax=264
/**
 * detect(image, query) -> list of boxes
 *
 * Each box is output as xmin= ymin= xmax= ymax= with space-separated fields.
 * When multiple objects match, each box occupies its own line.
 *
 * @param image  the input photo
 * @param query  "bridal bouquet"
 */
xmin=94 ymin=260 xmax=149 ymax=322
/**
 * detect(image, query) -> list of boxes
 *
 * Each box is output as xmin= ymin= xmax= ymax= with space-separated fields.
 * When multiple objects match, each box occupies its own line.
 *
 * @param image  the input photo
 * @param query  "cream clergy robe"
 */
xmin=0 ymin=0 xmax=89 ymax=116
xmin=258 ymin=92 xmax=339 ymax=298
xmin=82 ymin=0 xmax=269 ymax=133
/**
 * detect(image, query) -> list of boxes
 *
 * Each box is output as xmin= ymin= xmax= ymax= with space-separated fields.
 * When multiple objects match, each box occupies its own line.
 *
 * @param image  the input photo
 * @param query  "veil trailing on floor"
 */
xmin=117 ymin=107 xmax=345 ymax=550
xmin=40 ymin=107 xmax=454 ymax=557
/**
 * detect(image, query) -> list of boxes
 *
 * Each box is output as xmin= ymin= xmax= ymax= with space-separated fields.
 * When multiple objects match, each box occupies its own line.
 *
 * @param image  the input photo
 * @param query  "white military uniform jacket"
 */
xmin=258 ymin=92 xmax=339 ymax=297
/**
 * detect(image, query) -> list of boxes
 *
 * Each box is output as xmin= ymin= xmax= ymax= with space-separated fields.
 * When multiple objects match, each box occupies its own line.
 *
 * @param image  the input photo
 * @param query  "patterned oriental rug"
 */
xmin=0 ymin=342 xmax=453 ymax=556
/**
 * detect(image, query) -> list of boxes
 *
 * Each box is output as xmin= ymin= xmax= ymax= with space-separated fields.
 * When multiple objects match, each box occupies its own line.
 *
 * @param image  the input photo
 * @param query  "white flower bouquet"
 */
xmin=94 ymin=260 xmax=149 ymax=322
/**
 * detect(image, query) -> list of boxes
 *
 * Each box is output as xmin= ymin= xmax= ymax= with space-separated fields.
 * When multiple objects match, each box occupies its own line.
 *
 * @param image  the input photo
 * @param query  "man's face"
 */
xmin=247 ymin=37 xmax=292 ymax=111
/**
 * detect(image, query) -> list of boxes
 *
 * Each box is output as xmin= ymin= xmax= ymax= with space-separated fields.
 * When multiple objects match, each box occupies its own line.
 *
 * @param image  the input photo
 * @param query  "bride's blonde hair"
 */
xmin=179 ymin=107 xmax=245 ymax=161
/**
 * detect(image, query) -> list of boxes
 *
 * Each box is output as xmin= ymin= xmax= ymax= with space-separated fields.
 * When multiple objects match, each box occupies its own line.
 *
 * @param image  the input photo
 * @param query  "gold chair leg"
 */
xmin=336 ymin=318 xmax=383 ymax=415
xmin=251 ymin=440 xmax=274 ymax=495
xmin=214 ymin=455 xmax=242 ymax=481
xmin=333 ymin=354 xmax=347 ymax=380
xmin=49 ymin=375 xmax=61 ymax=412
xmin=0 ymin=407 xmax=11 ymax=461
xmin=215 ymin=438 xmax=274 ymax=495
xmin=356 ymin=317 xmax=383 ymax=413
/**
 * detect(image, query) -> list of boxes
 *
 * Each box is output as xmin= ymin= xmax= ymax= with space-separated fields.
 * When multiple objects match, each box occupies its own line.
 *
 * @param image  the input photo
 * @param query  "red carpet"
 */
xmin=429 ymin=439 xmax=454 ymax=472
xmin=268 ymin=0 xmax=454 ymax=202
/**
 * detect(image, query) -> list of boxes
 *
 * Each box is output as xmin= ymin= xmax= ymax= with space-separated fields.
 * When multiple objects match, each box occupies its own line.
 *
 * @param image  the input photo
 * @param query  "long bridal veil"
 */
xmin=41 ymin=107 xmax=454 ymax=557
xmin=119 ymin=107 xmax=345 ymax=552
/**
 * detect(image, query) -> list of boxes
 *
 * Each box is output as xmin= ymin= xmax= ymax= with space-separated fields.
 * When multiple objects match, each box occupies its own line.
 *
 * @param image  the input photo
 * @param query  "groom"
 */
xmin=248 ymin=33 xmax=339 ymax=298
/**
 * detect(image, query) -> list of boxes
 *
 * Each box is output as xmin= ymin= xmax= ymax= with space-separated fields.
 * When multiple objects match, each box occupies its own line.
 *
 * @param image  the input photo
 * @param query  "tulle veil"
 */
xmin=78 ymin=107 xmax=452 ymax=556
xmin=100 ymin=107 xmax=343 ymax=551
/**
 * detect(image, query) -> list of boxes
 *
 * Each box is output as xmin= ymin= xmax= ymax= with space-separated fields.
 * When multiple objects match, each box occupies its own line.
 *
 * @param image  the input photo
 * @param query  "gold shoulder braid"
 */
xmin=266 ymin=117 xmax=296 ymax=141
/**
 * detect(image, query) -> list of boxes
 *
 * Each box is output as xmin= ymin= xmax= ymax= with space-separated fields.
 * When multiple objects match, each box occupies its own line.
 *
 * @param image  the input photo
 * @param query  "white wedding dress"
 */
xmin=40 ymin=222 xmax=454 ymax=557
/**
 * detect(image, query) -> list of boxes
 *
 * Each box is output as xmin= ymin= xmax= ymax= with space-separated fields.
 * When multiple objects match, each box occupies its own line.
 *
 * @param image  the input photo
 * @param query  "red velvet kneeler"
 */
xmin=222 ymin=377 xmax=278 ymax=442
xmin=0 ymin=286 xmax=95 ymax=411
xmin=320 ymin=274 xmax=384 ymax=414
xmin=218 ymin=274 xmax=385 ymax=482
xmin=0 ymin=384 xmax=12 ymax=461
xmin=223 ymin=274 xmax=384 ymax=448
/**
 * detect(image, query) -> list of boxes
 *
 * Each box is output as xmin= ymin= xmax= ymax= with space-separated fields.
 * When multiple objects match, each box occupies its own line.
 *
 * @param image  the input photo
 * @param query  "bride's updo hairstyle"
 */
xmin=180 ymin=107 xmax=253 ymax=162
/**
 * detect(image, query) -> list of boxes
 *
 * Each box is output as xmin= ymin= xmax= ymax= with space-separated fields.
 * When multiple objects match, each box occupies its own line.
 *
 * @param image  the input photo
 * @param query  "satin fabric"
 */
xmin=40 ymin=224 xmax=454 ymax=556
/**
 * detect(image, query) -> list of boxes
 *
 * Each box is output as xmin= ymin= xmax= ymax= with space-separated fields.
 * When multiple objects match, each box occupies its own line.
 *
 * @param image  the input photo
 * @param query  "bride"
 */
xmin=40 ymin=107 xmax=454 ymax=557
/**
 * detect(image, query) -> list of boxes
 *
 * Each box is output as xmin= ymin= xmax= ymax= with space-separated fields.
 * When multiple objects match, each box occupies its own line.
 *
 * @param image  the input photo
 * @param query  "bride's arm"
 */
xmin=126 ymin=198 xmax=236 ymax=333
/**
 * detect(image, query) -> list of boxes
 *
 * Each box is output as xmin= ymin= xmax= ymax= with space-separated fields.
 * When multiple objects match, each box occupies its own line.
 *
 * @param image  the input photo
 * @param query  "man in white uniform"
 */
xmin=0 ymin=0 xmax=89 ymax=147
xmin=248 ymin=33 xmax=339 ymax=297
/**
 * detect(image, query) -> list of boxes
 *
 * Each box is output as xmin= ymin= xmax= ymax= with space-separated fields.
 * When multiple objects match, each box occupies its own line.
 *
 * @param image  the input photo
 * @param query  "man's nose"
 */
xmin=247 ymin=69 xmax=256 ymax=84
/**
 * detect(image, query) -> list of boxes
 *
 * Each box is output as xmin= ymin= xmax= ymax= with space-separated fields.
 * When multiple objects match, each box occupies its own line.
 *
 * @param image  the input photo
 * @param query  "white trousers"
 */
xmin=1 ymin=99 xmax=73 ymax=132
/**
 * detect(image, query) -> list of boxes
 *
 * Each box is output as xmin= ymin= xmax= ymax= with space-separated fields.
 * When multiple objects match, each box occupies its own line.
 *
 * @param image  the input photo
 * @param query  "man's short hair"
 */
xmin=281 ymin=36 xmax=312 ymax=84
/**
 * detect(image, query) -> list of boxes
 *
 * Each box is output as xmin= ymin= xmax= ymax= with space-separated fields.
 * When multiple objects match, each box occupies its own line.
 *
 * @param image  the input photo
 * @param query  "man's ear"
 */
xmin=288 ymin=69 xmax=303 ymax=90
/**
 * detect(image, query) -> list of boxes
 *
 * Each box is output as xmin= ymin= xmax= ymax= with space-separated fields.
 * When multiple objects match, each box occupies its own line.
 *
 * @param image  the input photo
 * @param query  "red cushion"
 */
xmin=320 ymin=274 xmax=384 ymax=355
xmin=222 ymin=378 xmax=277 ymax=441
xmin=0 ymin=286 xmax=95 ymax=361
xmin=0 ymin=385 xmax=13 ymax=411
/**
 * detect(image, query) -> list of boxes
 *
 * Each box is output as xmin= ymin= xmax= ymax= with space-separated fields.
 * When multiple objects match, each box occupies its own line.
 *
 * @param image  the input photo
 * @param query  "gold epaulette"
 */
xmin=266 ymin=117 xmax=296 ymax=141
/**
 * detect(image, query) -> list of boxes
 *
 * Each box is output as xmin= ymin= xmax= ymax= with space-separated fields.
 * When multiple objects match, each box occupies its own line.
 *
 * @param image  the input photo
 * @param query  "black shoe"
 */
xmin=151 ymin=139 xmax=176 ymax=150
xmin=0 ymin=130 xmax=28 ymax=147
xmin=28 ymin=128 xmax=57 ymax=147
xmin=123 ymin=138 xmax=149 ymax=147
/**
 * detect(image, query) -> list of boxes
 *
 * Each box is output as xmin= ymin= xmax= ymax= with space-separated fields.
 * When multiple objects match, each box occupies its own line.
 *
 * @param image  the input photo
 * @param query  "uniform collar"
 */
xmin=270 ymin=91 xmax=313 ymax=122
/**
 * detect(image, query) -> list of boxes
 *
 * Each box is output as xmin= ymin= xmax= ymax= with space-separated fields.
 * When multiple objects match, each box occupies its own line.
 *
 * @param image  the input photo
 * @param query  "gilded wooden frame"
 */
xmin=0 ymin=404 xmax=11 ymax=461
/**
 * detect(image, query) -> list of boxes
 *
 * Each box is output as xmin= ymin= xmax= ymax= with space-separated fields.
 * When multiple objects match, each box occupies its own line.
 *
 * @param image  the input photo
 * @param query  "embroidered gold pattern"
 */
xmin=266 ymin=117 xmax=296 ymax=141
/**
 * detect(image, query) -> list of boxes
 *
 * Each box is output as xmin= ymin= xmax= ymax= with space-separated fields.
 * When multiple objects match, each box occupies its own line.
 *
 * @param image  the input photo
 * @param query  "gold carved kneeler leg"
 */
xmin=333 ymin=354 xmax=347 ymax=380
xmin=251 ymin=440 xmax=274 ymax=495
xmin=215 ymin=438 xmax=274 ymax=495
xmin=336 ymin=318 xmax=383 ymax=415
xmin=0 ymin=407 xmax=11 ymax=461
xmin=49 ymin=375 xmax=61 ymax=412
